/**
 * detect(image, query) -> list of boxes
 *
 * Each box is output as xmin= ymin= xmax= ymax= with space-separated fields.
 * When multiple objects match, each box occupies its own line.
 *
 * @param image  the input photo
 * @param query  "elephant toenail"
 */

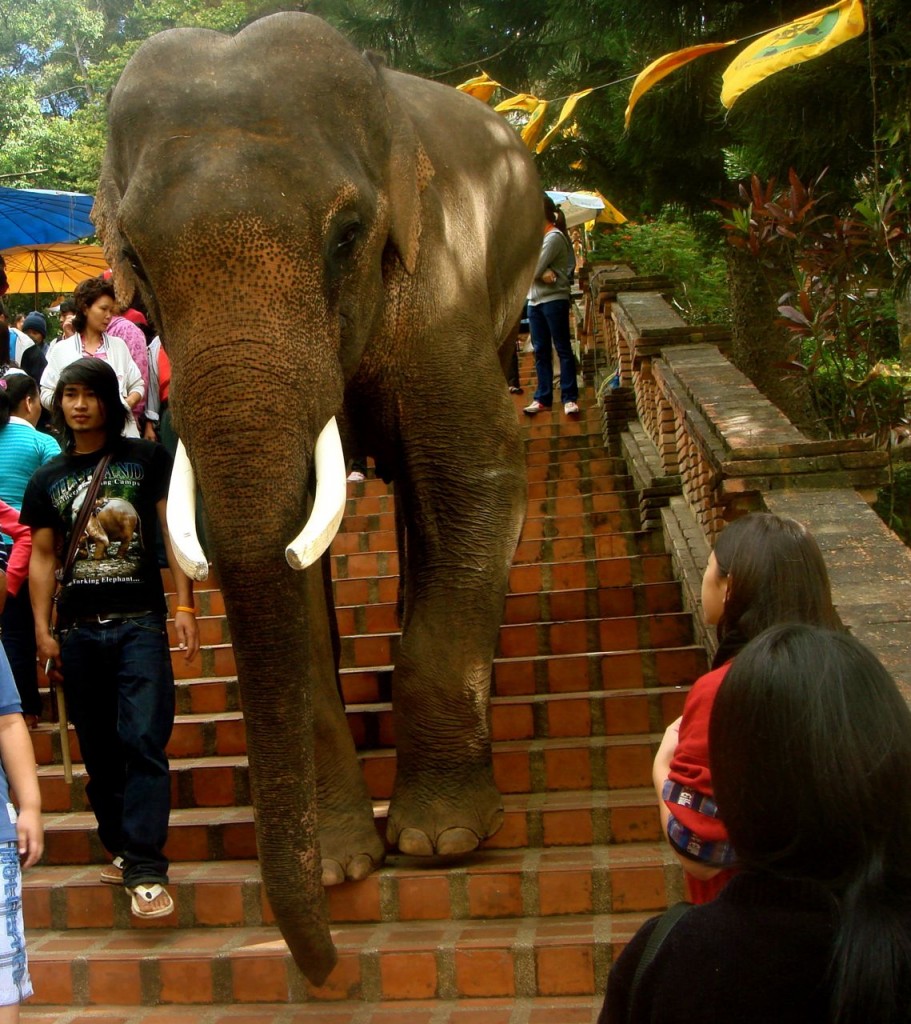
xmin=346 ymin=854 xmax=376 ymax=881
xmin=321 ymin=860 xmax=346 ymax=887
xmin=397 ymin=827 xmax=435 ymax=856
xmin=436 ymin=827 xmax=481 ymax=856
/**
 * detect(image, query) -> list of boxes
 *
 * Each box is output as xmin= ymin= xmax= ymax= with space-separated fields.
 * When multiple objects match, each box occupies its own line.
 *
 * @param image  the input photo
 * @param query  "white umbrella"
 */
xmin=546 ymin=189 xmax=627 ymax=228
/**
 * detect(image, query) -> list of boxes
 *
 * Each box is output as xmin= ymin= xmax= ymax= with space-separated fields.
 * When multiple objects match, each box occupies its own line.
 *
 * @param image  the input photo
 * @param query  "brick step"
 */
xmin=167 ymin=642 xmax=704 ymax=708
xmin=334 ymin=507 xmax=644 ymax=549
xmin=35 ymin=643 xmax=703 ymax=738
xmin=22 ymin=996 xmax=605 ymax=1023
xmin=335 ymin=609 xmax=693 ymax=669
xmin=165 ymin=630 xmax=699 ymax=693
xmin=37 ymin=726 xmax=667 ymax=809
xmin=186 ymin=551 xmax=675 ymax=641
xmin=327 ymin=526 xmax=659 ymax=586
xmin=336 ymin=458 xmax=620 ymax=488
xmin=35 ymin=682 xmax=689 ymax=785
xmin=39 ymin=787 xmax=663 ymax=866
xmin=523 ymin=433 xmax=614 ymax=453
xmin=521 ymin=416 xmax=604 ymax=440
xmin=166 ymin=577 xmax=683 ymax=647
xmin=335 ymin=485 xmax=637 ymax=520
xmin=524 ymin=448 xmax=626 ymax=469
xmin=337 ymin=580 xmax=685 ymax=638
xmin=24 ymin=843 xmax=680 ymax=930
xmin=525 ymin=459 xmax=627 ymax=484
xmin=24 ymin=909 xmax=647 ymax=1006
xmin=332 ymin=552 xmax=673 ymax=599
xmin=89 ymin=671 xmax=688 ymax=734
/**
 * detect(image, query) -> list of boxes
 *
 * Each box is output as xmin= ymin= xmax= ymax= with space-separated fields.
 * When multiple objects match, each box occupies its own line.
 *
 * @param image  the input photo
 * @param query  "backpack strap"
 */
xmin=627 ymin=901 xmax=691 ymax=1021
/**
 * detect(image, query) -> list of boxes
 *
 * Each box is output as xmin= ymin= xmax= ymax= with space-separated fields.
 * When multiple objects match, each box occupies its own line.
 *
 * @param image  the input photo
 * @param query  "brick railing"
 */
xmin=580 ymin=262 xmax=911 ymax=695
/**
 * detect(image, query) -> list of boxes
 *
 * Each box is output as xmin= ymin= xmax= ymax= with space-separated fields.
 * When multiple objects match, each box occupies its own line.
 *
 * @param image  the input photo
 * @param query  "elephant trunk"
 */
xmin=169 ymin=415 xmax=342 ymax=984
xmin=222 ymin=562 xmax=337 ymax=985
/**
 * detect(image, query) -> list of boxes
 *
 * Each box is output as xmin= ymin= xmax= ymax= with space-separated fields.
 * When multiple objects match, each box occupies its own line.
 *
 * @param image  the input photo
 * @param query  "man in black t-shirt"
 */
xmin=21 ymin=358 xmax=199 ymax=920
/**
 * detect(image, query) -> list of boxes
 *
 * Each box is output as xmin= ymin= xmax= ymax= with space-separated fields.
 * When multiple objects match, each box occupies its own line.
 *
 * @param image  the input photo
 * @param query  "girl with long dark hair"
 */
xmin=601 ymin=625 xmax=911 ymax=1023
xmin=652 ymin=513 xmax=842 ymax=902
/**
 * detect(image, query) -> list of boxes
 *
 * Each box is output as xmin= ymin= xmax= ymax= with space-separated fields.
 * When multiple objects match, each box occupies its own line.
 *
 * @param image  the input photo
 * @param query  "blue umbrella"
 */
xmin=0 ymin=186 xmax=95 ymax=249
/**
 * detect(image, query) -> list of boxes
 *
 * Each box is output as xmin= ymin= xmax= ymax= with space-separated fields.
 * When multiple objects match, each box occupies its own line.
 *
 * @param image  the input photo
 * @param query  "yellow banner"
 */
xmin=456 ymin=72 xmax=500 ymax=103
xmin=520 ymin=101 xmax=550 ymax=149
xmin=494 ymin=93 xmax=542 ymax=114
xmin=625 ymin=42 xmax=738 ymax=129
xmin=536 ymin=89 xmax=594 ymax=154
xmin=721 ymin=0 xmax=865 ymax=109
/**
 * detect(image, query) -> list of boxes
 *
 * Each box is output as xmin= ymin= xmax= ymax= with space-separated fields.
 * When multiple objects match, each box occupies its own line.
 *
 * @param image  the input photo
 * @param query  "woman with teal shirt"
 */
xmin=0 ymin=372 xmax=60 ymax=721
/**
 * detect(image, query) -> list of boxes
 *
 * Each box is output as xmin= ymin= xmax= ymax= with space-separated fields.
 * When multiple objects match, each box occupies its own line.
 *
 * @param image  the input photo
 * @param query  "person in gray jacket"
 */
xmin=523 ymin=194 xmax=579 ymax=417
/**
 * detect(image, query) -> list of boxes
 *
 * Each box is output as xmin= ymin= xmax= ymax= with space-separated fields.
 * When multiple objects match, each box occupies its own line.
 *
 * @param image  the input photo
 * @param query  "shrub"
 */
xmin=588 ymin=209 xmax=731 ymax=326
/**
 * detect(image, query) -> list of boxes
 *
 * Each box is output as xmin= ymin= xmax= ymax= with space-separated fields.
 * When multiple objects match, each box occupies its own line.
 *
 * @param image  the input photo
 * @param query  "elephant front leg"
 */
xmin=386 ymin=608 xmax=506 ymax=856
xmin=385 ymin=423 xmax=526 ymax=857
xmin=305 ymin=562 xmax=386 ymax=885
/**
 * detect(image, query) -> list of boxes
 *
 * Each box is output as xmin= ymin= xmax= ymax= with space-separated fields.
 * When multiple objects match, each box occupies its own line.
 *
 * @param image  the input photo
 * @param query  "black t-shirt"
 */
xmin=21 ymin=439 xmax=171 ymax=618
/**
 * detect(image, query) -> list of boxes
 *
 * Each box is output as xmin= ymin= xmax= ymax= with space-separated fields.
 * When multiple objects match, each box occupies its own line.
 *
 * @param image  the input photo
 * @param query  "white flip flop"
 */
xmin=128 ymin=883 xmax=174 ymax=919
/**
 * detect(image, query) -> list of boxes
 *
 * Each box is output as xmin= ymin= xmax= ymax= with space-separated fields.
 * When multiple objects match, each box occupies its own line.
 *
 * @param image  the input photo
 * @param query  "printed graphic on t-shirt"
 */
xmin=49 ymin=461 xmax=148 ymax=584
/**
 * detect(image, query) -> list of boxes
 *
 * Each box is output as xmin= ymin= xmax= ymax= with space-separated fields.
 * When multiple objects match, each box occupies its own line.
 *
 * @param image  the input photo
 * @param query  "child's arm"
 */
xmin=654 ymin=711 xmax=724 ymax=883
xmin=653 ymin=716 xmax=680 ymax=837
xmin=0 ymin=715 xmax=43 ymax=868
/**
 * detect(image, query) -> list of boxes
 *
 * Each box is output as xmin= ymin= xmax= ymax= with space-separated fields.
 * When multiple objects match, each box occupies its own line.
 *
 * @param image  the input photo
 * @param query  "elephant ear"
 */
xmin=92 ymin=148 xmax=140 ymax=308
xmin=367 ymin=53 xmax=434 ymax=276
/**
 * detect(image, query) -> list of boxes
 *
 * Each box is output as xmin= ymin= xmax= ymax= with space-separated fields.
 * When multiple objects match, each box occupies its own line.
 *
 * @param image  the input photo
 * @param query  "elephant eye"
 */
xmin=333 ymin=220 xmax=362 ymax=258
xmin=121 ymin=245 xmax=148 ymax=283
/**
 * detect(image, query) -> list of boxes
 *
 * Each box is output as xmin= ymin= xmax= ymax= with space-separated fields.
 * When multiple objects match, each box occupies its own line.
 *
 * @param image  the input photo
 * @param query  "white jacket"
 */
xmin=39 ymin=333 xmax=144 ymax=437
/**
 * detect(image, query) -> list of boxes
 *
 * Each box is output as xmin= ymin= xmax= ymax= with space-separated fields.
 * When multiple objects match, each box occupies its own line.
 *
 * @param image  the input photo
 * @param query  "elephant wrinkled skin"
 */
xmin=94 ymin=12 xmax=541 ymax=983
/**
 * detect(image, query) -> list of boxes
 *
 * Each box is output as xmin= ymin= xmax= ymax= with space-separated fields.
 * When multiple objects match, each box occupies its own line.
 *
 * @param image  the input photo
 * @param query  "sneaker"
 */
xmin=523 ymin=400 xmax=549 ymax=416
xmin=564 ymin=401 xmax=580 ymax=416
xmin=346 ymin=471 xmax=366 ymax=483
xmin=508 ymin=386 xmax=524 ymax=394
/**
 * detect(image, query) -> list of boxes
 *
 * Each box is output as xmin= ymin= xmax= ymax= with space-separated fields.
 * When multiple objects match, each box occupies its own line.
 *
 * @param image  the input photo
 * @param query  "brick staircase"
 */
xmin=21 ymin=359 xmax=706 ymax=1023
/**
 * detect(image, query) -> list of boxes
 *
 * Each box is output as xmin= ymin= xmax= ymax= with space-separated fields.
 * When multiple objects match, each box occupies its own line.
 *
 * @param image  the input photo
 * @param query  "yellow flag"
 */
xmin=535 ymin=89 xmax=594 ymax=154
xmin=456 ymin=72 xmax=500 ymax=103
xmin=625 ymin=42 xmax=739 ymax=129
xmin=494 ymin=93 xmax=542 ymax=114
xmin=721 ymin=0 xmax=865 ymax=109
xmin=596 ymin=200 xmax=629 ymax=226
xmin=520 ymin=101 xmax=550 ymax=149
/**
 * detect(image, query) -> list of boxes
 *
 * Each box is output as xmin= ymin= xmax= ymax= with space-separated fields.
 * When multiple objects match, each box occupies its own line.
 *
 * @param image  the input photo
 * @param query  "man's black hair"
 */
xmin=53 ymin=357 xmax=128 ymax=452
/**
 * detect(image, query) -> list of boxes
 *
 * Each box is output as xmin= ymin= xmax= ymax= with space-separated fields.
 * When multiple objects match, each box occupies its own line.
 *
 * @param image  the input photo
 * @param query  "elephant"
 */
xmin=93 ymin=12 xmax=541 ymax=984
xmin=85 ymin=498 xmax=139 ymax=559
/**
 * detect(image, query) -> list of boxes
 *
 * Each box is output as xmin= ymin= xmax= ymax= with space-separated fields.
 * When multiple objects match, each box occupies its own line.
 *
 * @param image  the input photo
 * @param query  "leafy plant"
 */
xmin=716 ymin=170 xmax=910 ymax=443
xmin=588 ymin=209 xmax=731 ymax=325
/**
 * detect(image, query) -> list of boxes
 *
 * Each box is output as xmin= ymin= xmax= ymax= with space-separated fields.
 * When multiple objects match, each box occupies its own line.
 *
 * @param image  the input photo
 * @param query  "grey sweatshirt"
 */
xmin=528 ymin=228 xmax=573 ymax=306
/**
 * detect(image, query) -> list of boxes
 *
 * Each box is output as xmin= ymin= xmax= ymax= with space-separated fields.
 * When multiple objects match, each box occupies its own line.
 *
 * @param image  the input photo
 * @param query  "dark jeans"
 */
xmin=0 ymin=582 xmax=41 ymax=716
xmin=529 ymin=298 xmax=578 ymax=406
xmin=60 ymin=613 xmax=175 ymax=887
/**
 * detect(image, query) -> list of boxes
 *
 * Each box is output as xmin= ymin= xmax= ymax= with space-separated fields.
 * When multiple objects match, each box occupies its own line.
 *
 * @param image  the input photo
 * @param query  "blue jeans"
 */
xmin=60 ymin=613 xmax=174 ymax=887
xmin=529 ymin=299 xmax=578 ymax=406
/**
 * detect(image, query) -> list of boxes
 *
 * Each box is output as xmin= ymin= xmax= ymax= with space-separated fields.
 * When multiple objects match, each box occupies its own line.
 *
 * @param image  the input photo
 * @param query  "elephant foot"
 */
xmin=318 ymin=809 xmax=386 ymax=887
xmin=386 ymin=772 xmax=504 ymax=857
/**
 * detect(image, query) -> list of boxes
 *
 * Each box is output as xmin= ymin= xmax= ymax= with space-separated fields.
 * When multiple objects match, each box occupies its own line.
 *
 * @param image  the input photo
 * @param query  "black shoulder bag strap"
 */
xmin=55 ymin=453 xmax=112 ymax=591
xmin=627 ymin=901 xmax=691 ymax=1021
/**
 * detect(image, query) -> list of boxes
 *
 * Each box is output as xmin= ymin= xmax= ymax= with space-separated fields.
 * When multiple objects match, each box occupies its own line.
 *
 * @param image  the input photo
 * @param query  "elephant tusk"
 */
xmin=285 ymin=416 xmax=347 ymax=570
xmin=166 ymin=441 xmax=210 ymax=581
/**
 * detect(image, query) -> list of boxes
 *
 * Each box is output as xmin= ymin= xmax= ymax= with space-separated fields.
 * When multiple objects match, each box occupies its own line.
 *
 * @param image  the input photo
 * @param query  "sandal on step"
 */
xmin=128 ymin=883 xmax=174 ymax=919
xmin=100 ymin=856 xmax=124 ymax=885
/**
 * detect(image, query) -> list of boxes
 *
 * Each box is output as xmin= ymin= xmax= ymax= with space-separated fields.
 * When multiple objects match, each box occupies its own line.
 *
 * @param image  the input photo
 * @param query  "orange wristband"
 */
xmin=175 ymin=605 xmax=196 ymax=614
